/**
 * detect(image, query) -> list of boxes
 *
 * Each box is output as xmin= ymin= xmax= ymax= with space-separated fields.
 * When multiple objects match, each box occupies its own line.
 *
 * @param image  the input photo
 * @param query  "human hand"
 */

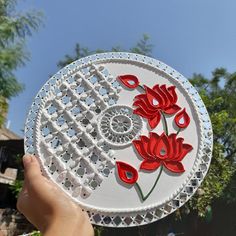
xmin=17 ymin=155 xmax=94 ymax=236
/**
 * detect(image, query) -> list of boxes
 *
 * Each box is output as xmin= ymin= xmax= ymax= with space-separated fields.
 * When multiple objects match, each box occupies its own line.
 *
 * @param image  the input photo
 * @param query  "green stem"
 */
xmin=135 ymin=182 xmax=145 ymax=200
xmin=161 ymin=112 xmax=168 ymax=135
xmin=176 ymin=127 xmax=181 ymax=135
xmin=138 ymin=84 xmax=145 ymax=91
xmin=135 ymin=165 xmax=163 ymax=201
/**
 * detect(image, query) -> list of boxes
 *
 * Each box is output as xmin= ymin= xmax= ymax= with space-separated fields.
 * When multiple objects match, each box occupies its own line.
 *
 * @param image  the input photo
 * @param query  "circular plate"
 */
xmin=24 ymin=52 xmax=213 ymax=227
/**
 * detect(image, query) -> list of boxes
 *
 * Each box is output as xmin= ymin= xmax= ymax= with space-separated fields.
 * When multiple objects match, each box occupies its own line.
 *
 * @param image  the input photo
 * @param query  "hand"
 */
xmin=17 ymin=155 xmax=94 ymax=236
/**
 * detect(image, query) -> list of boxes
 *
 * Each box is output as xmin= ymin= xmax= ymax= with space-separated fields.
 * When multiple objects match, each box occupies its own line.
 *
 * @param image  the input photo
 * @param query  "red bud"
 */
xmin=174 ymin=108 xmax=190 ymax=129
xmin=117 ymin=75 xmax=140 ymax=89
xmin=116 ymin=161 xmax=138 ymax=184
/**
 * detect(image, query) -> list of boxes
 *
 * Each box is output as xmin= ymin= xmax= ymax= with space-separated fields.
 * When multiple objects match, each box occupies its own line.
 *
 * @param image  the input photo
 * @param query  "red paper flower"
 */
xmin=133 ymin=85 xmax=181 ymax=129
xmin=174 ymin=108 xmax=190 ymax=128
xmin=116 ymin=161 xmax=138 ymax=184
xmin=133 ymin=132 xmax=193 ymax=173
xmin=117 ymin=75 xmax=140 ymax=89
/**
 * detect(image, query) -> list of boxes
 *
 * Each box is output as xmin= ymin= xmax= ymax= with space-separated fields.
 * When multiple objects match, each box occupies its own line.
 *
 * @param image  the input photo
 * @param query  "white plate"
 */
xmin=24 ymin=52 xmax=213 ymax=227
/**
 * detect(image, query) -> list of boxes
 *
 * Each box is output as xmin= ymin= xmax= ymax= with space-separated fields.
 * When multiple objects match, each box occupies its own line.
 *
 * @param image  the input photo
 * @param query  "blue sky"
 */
xmin=8 ymin=0 xmax=236 ymax=136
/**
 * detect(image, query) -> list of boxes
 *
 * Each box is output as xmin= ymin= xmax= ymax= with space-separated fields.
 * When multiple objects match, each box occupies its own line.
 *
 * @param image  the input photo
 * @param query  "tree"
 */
xmin=0 ymin=0 xmax=42 ymax=126
xmin=188 ymin=69 xmax=236 ymax=216
xmin=58 ymin=36 xmax=236 ymax=221
xmin=57 ymin=34 xmax=153 ymax=68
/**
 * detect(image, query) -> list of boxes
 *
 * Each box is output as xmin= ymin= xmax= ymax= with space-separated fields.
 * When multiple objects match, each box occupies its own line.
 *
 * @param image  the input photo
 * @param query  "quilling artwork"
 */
xmin=24 ymin=52 xmax=213 ymax=227
xmin=116 ymin=75 xmax=193 ymax=201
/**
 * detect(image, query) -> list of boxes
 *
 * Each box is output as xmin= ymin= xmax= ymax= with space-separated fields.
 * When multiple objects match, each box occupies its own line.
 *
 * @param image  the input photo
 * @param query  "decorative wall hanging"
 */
xmin=24 ymin=52 xmax=213 ymax=227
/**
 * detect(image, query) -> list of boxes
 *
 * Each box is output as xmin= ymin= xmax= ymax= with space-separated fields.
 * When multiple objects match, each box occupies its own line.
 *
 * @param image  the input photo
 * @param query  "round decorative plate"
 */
xmin=24 ymin=52 xmax=213 ymax=227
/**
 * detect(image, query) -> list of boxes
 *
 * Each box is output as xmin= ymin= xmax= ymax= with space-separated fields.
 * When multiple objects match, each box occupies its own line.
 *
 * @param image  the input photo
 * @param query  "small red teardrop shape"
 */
xmin=117 ymin=75 xmax=140 ymax=89
xmin=174 ymin=108 xmax=190 ymax=128
xmin=116 ymin=161 xmax=138 ymax=184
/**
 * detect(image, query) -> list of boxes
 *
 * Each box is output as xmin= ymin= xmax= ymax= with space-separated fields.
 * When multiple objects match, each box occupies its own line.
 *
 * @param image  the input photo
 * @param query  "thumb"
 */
xmin=23 ymin=155 xmax=42 ymax=182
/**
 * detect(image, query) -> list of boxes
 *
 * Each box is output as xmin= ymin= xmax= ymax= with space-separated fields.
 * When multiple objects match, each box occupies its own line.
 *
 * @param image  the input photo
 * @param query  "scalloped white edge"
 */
xmin=24 ymin=52 xmax=213 ymax=227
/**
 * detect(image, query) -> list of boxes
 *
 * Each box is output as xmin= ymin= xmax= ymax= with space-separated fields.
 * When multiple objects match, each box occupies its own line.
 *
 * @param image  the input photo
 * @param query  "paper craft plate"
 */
xmin=24 ymin=52 xmax=213 ymax=227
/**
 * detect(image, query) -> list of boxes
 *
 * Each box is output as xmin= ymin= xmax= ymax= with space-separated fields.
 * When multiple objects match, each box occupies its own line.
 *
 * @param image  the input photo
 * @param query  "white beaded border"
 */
xmin=24 ymin=52 xmax=213 ymax=227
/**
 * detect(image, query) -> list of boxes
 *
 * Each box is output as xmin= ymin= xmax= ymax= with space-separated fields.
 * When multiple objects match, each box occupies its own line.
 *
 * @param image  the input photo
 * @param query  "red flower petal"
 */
xmin=167 ymin=86 xmax=178 ymax=103
xmin=140 ymin=135 xmax=150 ymax=154
xmin=164 ymin=104 xmax=181 ymax=114
xmin=133 ymin=99 xmax=157 ymax=115
xmin=133 ymin=107 xmax=151 ymax=119
xmin=134 ymin=93 xmax=147 ymax=100
xmin=148 ymin=112 xmax=161 ymax=129
xmin=133 ymin=139 xmax=150 ymax=160
xmin=154 ymin=133 xmax=170 ymax=159
xmin=176 ymin=137 xmax=184 ymax=159
xmin=163 ymin=161 xmax=185 ymax=173
xmin=144 ymin=86 xmax=164 ymax=108
xmin=148 ymin=132 xmax=160 ymax=156
xmin=140 ymin=159 xmax=161 ymax=171
xmin=167 ymin=133 xmax=177 ymax=160
xmin=117 ymin=75 xmax=140 ymax=89
xmin=153 ymin=84 xmax=168 ymax=106
xmin=134 ymin=94 xmax=146 ymax=101
xmin=160 ymin=85 xmax=172 ymax=107
xmin=174 ymin=108 xmax=190 ymax=128
xmin=175 ymin=143 xmax=193 ymax=161
xmin=116 ymin=161 xmax=138 ymax=184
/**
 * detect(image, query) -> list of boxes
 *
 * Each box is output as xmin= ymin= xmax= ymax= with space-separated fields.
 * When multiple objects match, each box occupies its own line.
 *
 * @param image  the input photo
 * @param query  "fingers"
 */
xmin=17 ymin=176 xmax=29 ymax=214
xmin=23 ymin=155 xmax=42 ymax=182
xmin=22 ymin=155 xmax=56 ymax=198
xmin=17 ymin=187 xmax=29 ymax=213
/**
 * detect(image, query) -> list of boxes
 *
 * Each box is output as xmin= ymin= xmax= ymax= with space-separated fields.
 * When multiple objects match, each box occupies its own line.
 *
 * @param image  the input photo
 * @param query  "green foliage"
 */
xmin=130 ymin=34 xmax=153 ymax=56
xmin=57 ymin=34 xmax=153 ymax=68
xmin=94 ymin=226 xmax=104 ymax=236
xmin=29 ymin=231 xmax=41 ymax=236
xmin=0 ymin=0 xmax=42 ymax=100
xmin=0 ymin=95 xmax=8 ymax=126
xmin=188 ymin=68 xmax=236 ymax=216
xmin=8 ymin=153 xmax=24 ymax=198
xmin=9 ymin=179 xmax=23 ymax=197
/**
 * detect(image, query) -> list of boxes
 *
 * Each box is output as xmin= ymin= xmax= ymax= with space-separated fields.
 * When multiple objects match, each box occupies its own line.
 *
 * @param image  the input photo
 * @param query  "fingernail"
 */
xmin=23 ymin=155 xmax=33 ymax=166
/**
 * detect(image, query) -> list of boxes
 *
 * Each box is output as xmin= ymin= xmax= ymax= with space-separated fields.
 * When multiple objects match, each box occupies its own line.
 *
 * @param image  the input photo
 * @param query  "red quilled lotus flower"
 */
xmin=117 ymin=75 xmax=140 ymax=89
xmin=133 ymin=84 xmax=181 ymax=129
xmin=116 ymin=161 xmax=138 ymax=184
xmin=174 ymin=108 xmax=190 ymax=129
xmin=133 ymin=132 xmax=193 ymax=173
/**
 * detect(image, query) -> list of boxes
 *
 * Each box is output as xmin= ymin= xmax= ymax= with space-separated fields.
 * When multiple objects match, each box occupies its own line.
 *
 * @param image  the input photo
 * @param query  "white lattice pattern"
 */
xmin=24 ymin=52 xmax=213 ymax=227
